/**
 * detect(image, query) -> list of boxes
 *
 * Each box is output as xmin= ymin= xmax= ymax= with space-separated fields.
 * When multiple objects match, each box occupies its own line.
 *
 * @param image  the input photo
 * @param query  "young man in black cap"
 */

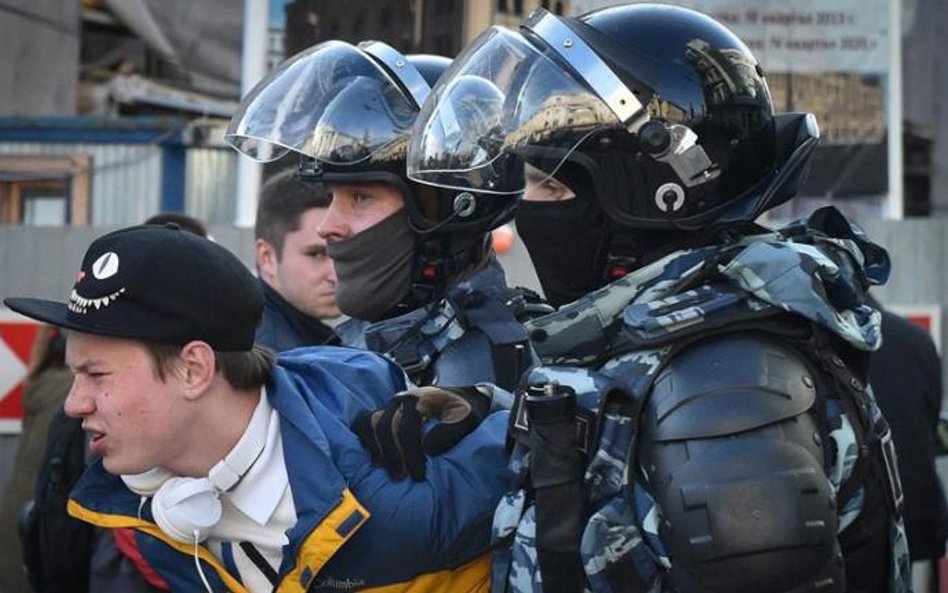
xmin=4 ymin=224 xmax=509 ymax=593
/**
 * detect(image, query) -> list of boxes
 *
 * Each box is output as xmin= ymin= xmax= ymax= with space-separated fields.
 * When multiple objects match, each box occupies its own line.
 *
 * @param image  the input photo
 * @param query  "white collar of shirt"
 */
xmin=220 ymin=387 xmax=287 ymax=526
xmin=206 ymin=388 xmax=295 ymax=592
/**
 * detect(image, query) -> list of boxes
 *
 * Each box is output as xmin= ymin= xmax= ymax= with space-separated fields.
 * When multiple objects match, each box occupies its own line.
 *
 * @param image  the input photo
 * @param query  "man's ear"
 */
xmin=178 ymin=340 xmax=217 ymax=400
xmin=256 ymin=238 xmax=278 ymax=286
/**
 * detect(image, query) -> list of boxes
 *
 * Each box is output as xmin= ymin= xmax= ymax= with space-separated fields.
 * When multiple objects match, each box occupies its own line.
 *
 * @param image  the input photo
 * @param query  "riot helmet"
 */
xmin=408 ymin=4 xmax=819 ymax=231
xmin=226 ymin=40 xmax=518 ymax=236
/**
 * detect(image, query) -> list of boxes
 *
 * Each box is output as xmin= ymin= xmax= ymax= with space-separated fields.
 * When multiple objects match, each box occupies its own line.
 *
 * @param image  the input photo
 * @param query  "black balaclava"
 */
xmin=516 ymin=160 xmax=611 ymax=308
xmin=517 ymin=156 xmax=723 ymax=307
xmin=327 ymin=207 xmax=416 ymax=321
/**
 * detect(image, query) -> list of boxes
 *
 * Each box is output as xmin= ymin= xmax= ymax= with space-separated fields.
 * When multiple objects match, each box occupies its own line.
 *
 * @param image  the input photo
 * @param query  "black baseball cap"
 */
xmin=4 ymin=225 xmax=263 ymax=351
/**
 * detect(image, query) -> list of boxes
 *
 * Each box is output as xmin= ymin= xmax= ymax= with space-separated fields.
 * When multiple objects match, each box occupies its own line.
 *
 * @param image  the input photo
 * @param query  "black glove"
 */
xmin=353 ymin=385 xmax=493 ymax=481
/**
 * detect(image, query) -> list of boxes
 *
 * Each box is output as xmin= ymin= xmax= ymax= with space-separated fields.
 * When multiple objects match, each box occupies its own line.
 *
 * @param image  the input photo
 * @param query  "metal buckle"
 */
xmin=878 ymin=427 xmax=905 ymax=516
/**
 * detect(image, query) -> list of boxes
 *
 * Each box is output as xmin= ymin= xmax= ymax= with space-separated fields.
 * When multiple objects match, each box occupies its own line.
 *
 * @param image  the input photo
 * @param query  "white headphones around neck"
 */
xmin=122 ymin=404 xmax=269 ymax=543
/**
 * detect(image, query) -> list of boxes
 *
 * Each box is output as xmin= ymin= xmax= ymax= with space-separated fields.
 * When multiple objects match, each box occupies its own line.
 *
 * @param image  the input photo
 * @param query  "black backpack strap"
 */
xmin=27 ymin=409 xmax=94 ymax=593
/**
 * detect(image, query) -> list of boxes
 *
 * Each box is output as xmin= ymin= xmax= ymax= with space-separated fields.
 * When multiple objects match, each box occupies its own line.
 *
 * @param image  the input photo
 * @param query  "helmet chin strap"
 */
xmin=604 ymin=220 xmax=755 ymax=282
xmin=410 ymin=234 xmax=490 ymax=305
xmin=601 ymin=229 xmax=638 ymax=283
xmin=600 ymin=224 xmax=695 ymax=280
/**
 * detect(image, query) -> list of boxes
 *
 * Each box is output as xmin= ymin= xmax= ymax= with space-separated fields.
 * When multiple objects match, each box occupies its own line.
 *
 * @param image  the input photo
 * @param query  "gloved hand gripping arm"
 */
xmin=353 ymin=384 xmax=508 ymax=481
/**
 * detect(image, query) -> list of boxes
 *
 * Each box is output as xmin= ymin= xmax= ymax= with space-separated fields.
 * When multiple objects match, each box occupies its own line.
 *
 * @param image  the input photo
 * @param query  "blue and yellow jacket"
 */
xmin=67 ymin=347 xmax=510 ymax=592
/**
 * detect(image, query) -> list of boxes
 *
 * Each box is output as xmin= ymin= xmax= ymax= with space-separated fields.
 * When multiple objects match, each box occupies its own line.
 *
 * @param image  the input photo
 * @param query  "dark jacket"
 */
xmin=870 ymin=310 xmax=948 ymax=561
xmin=255 ymin=279 xmax=337 ymax=352
xmin=0 ymin=367 xmax=74 ymax=593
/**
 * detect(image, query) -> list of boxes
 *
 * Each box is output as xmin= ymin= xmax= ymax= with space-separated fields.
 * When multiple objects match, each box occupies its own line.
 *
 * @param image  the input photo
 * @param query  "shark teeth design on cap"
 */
xmin=68 ymin=287 xmax=126 ymax=314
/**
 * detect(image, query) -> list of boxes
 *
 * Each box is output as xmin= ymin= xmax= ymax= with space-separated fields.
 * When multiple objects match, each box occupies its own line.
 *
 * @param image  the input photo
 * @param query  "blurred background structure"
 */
xmin=0 ymin=0 xmax=576 ymax=227
xmin=2 ymin=0 xmax=944 ymax=224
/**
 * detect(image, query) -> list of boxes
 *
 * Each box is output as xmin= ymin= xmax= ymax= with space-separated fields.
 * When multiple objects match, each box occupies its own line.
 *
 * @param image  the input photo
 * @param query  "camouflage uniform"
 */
xmin=337 ymin=258 xmax=537 ymax=390
xmin=492 ymin=206 xmax=910 ymax=593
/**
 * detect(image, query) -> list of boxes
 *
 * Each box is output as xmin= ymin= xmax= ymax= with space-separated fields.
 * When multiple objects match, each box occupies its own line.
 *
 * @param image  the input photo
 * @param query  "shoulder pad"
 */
xmin=646 ymin=333 xmax=817 ymax=441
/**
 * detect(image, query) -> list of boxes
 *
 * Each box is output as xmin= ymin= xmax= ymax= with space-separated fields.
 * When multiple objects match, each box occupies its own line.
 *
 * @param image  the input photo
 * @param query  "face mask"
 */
xmin=515 ymin=196 xmax=609 ymax=308
xmin=327 ymin=208 xmax=416 ymax=321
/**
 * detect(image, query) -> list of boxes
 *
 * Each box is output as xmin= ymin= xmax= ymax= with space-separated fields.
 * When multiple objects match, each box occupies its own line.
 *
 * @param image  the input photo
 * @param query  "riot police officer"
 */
xmin=226 ymin=41 xmax=537 ymax=392
xmin=407 ymin=4 xmax=909 ymax=592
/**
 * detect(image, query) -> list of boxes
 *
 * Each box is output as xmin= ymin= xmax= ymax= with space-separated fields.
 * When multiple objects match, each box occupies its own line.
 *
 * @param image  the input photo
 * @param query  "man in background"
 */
xmin=254 ymin=168 xmax=340 ymax=351
xmin=870 ymin=305 xmax=948 ymax=593
xmin=144 ymin=212 xmax=209 ymax=238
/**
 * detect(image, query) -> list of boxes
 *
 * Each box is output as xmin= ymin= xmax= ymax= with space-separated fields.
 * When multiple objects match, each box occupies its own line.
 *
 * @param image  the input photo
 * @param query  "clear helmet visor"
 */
xmin=407 ymin=26 xmax=623 ymax=195
xmin=226 ymin=40 xmax=417 ymax=164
